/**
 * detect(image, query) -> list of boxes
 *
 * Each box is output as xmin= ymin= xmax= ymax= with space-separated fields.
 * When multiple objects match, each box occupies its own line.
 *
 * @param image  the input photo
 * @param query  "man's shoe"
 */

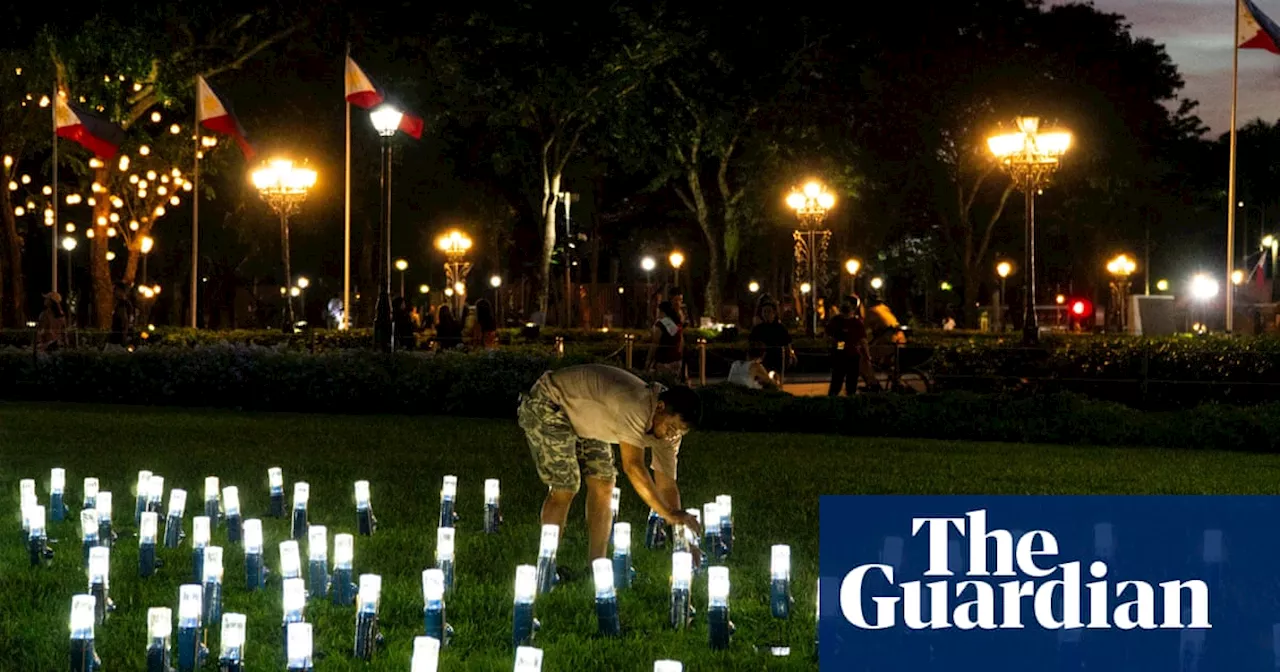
xmin=555 ymin=565 xmax=581 ymax=584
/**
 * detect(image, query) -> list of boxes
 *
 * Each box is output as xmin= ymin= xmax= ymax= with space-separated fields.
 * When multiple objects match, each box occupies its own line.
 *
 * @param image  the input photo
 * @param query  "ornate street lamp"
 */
xmin=395 ymin=259 xmax=408 ymax=298
xmin=668 ymin=251 xmax=684 ymax=291
xmin=370 ymin=105 xmax=403 ymax=351
xmin=844 ymin=258 xmax=860 ymax=297
xmin=251 ymin=159 xmax=317 ymax=333
xmin=786 ymin=180 xmax=835 ymax=336
xmin=988 ymin=117 xmax=1071 ymax=345
xmin=1106 ymin=254 xmax=1136 ymax=333
xmin=436 ymin=230 xmax=472 ymax=315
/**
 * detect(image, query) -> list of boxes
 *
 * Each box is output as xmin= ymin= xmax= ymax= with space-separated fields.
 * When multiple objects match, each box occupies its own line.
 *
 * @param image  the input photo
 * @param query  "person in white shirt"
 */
xmin=517 ymin=364 xmax=703 ymax=562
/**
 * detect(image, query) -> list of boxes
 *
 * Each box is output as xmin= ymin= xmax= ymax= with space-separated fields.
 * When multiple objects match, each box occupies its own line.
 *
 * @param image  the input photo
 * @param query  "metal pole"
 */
xmin=191 ymin=97 xmax=200 ymax=328
xmin=999 ymin=277 xmax=1006 ymax=332
xmin=1226 ymin=4 xmax=1240 ymax=332
xmin=374 ymin=135 xmax=393 ymax=351
xmin=809 ymin=229 xmax=818 ymax=336
xmin=1144 ymin=220 xmax=1150 ymax=295
xmin=343 ymin=45 xmax=352 ymax=331
xmin=281 ymin=211 xmax=294 ymax=330
xmin=52 ymin=84 xmax=58 ymax=294
xmin=1022 ymin=182 xmax=1039 ymax=345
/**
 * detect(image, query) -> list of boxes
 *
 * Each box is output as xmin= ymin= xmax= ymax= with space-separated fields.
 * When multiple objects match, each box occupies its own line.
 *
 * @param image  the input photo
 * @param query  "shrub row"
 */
xmin=2 ymin=345 xmax=1278 ymax=452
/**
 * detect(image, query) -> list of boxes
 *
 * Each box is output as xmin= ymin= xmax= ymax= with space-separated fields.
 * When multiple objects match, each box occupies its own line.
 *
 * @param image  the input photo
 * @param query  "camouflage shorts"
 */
xmin=517 ymin=380 xmax=616 ymax=493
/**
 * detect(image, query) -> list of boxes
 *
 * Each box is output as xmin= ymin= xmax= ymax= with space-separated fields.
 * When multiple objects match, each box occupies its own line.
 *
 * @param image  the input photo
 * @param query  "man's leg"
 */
xmin=541 ymin=488 xmax=576 ymax=531
xmin=584 ymin=476 xmax=616 ymax=561
xmin=828 ymin=357 xmax=846 ymax=396
xmin=518 ymin=389 xmax=583 ymax=540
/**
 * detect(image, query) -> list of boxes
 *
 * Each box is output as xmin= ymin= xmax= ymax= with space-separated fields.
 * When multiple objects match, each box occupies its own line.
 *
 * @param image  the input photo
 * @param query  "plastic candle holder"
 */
xmin=707 ymin=566 xmax=733 ymax=650
xmin=654 ymin=662 xmax=683 ymax=672
xmin=421 ymin=568 xmax=452 ymax=646
xmin=282 ymin=577 xmax=306 ymax=627
xmin=355 ymin=480 xmax=376 ymax=536
xmin=146 ymin=475 xmax=165 ymax=515
xmin=307 ymin=526 xmax=329 ymax=599
xmin=354 ymin=574 xmax=383 ymax=661
xmin=770 ymin=544 xmax=792 ymax=619
xmin=612 ymin=522 xmax=634 ymax=589
xmin=191 ymin=516 xmax=211 ymax=583
xmin=268 ymin=468 xmax=285 ymax=518
xmin=28 ymin=504 xmax=51 ymax=566
xmin=163 ymin=489 xmax=187 ymax=549
xmin=176 ymin=584 xmax=206 ymax=671
xmin=204 ymin=476 xmax=221 ymax=527
xmin=279 ymin=540 xmax=302 ymax=581
xmin=50 ymin=468 xmax=66 ymax=522
xmin=513 ymin=645 xmax=543 ymax=672
xmin=646 ymin=509 xmax=667 ymax=549
xmin=411 ymin=636 xmax=441 ymax=672
xmin=82 ymin=477 xmax=99 ymax=511
xmin=134 ymin=470 xmax=152 ymax=525
xmin=332 ymin=533 xmax=356 ymax=606
xmin=439 ymin=475 xmax=458 ymax=528
xmin=670 ymin=551 xmax=694 ymax=630
xmin=222 ymin=487 xmax=242 ymax=543
xmin=290 ymin=482 xmax=309 ymax=540
xmin=436 ymin=527 xmax=456 ymax=593
xmin=702 ymin=502 xmax=723 ymax=563
xmin=80 ymin=509 xmax=100 ymax=568
xmin=716 ymin=494 xmax=734 ymax=555
xmin=512 ymin=564 xmax=539 ymax=648
xmin=146 ymin=607 xmax=172 ymax=672
xmin=139 ymin=512 xmax=159 ymax=578
xmin=219 ymin=613 xmax=247 ymax=671
xmin=609 ymin=487 xmax=620 ymax=543
xmin=535 ymin=524 xmax=559 ymax=595
xmin=95 ymin=492 xmax=114 ymax=548
xmin=593 ymin=558 xmax=621 ymax=637
xmin=20 ymin=478 xmax=37 ymax=543
xmin=87 ymin=546 xmax=112 ymax=625
xmin=202 ymin=546 xmax=224 ymax=628
xmin=285 ymin=622 xmax=312 ymax=671
xmin=483 ymin=479 xmax=501 ymax=534
xmin=69 ymin=594 xmax=100 ymax=672
xmin=243 ymin=519 xmax=265 ymax=591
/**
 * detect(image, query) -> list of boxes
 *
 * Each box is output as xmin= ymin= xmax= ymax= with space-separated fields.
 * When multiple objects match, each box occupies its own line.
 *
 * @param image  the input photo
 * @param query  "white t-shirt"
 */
xmin=539 ymin=364 xmax=681 ymax=478
xmin=727 ymin=360 xmax=763 ymax=389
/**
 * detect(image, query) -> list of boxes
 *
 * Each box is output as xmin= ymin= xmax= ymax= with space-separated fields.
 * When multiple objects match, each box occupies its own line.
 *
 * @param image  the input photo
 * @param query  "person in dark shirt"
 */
xmin=826 ymin=295 xmax=881 ymax=395
xmin=748 ymin=295 xmax=794 ymax=377
xmin=433 ymin=304 xmax=464 ymax=350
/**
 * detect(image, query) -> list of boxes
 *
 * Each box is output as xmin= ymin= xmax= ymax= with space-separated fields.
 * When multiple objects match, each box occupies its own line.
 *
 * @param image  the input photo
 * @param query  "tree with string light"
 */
xmin=0 ymin=51 xmax=53 ymax=327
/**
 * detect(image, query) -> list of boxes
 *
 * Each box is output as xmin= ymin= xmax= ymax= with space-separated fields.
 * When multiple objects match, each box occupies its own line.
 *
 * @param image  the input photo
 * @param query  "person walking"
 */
xmin=826 ymin=295 xmax=880 ymax=395
xmin=517 ymin=363 xmax=703 ymax=565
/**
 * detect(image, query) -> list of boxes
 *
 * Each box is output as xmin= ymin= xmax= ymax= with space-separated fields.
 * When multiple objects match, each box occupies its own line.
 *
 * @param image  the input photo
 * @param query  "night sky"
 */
xmin=1080 ymin=0 xmax=1280 ymax=133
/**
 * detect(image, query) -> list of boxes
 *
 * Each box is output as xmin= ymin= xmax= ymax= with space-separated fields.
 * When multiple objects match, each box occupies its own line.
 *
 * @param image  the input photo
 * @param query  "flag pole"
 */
xmin=51 ymin=84 xmax=59 ymax=295
xmin=1227 ymin=2 xmax=1241 ymax=332
xmin=344 ymin=45 xmax=352 ymax=330
xmin=191 ymin=77 xmax=200 ymax=329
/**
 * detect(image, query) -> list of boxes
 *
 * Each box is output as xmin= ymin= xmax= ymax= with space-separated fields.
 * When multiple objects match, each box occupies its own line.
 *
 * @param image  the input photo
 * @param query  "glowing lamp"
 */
xmin=80 ymin=509 xmax=100 ymax=568
xmin=716 ymin=495 xmax=734 ymax=554
xmin=592 ymin=558 xmax=622 ymax=636
xmin=282 ymin=578 xmax=306 ymax=626
xmin=514 ymin=646 xmax=543 ymax=672
xmin=422 ymin=568 xmax=451 ymax=645
xmin=1191 ymin=273 xmax=1219 ymax=301
xmin=176 ymin=584 xmax=206 ymax=671
xmin=219 ymin=613 xmax=247 ymax=670
xmin=308 ymin=526 xmax=329 ymax=599
xmin=164 ymin=489 xmax=187 ymax=548
xmin=770 ymin=544 xmax=792 ymax=619
xmin=28 ymin=504 xmax=51 ymax=566
xmin=285 ymin=622 xmax=313 ymax=671
xmin=290 ymin=482 xmax=310 ymax=539
xmin=654 ymin=662 xmax=683 ymax=672
xmin=354 ymin=574 xmax=383 ymax=660
xmin=191 ymin=516 xmax=211 ymax=583
xmin=670 ymin=551 xmax=693 ymax=629
xmin=512 ymin=565 xmax=539 ymax=648
xmin=268 ymin=467 xmax=285 ymax=518
xmin=748 ymin=281 xmax=760 ymax=293
xmin=355 ymin=480 xmax=376 ymax=536
xmin=369 ymin=105 xmax=404 ymax=137
xmin=702 ymin=502 xmax=724 ymax=562
xmin=412 ymin=636 xmax=441 ymax=672
xmin=202 ymin=547 xmax=224 ymax=628
xmin=87 ymin=546 xmax=112 ymax=625
xmin=146 ymin=607 xmax=173 ymax=672
xmin=203 ymin=476 xmax=221 ymax=526
xmin=243 ymin=519 xmax=265 ymax=591
xmin=135 ymin=470 xmax=152 ymax=524
xmin=139 ymin=512 xmax=159 ymax=577
xmin=536 ymin=524 xmax=560 ymax=595
xmin=69 ymin=594 xmax=100 ymax=672
xmin=50 ymin=468 xmax=66 ymax=521
xmin=222 ymin=487 xmax=242 ymax=543
xmin=482 ymin=478 xmax=502 ymax=534
xmin=332 ymin=533 xmax=356 ymax=606
xmin=280 ymin=540 xmax=302 ymax=581
xmin=612 ymin=522 xmax=633 ymax=589
xmin=436 ymin=527 xmax=456 ymax=592
xmin=439 ymin=475 xmax=458 ymax=528
xmin=82 ymin=477 xmax=99 ymax=510
xmin=707 ymin=566 xmax=733 ymax=649
xmin=95 ymin=492 xmax=114 ymax=547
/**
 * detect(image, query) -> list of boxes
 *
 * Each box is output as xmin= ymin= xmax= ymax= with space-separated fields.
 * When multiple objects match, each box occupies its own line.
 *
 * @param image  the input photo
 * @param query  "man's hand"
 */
xmin=668 ymin=509 xmax=703 ymax=538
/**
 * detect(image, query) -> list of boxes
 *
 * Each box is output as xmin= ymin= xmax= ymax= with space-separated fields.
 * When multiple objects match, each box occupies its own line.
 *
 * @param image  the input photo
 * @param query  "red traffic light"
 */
xmin=1071 ymin=300 xmax=1086 ymax=316
xmin=1069 ymin=298 xmax=1092 ymax=318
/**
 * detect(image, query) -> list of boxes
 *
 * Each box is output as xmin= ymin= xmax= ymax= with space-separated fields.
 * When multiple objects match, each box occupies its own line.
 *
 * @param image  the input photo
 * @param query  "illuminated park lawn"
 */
xmin=4 ymin=402 xmax=1280 ymax=670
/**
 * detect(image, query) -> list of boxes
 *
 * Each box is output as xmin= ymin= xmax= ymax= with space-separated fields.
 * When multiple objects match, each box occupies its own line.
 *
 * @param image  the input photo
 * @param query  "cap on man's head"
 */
xmin=659 ymin=385 xmax=702 ymax=429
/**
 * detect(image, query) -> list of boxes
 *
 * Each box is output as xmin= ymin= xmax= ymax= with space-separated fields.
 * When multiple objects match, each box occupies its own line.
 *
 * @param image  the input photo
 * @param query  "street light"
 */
xmin=296 ymin=277 xmax=310 ymax=324
xmin=1191 ymin=273 xmax=1219 ymax=300
xmin=251 ymin=158 xmax=317 ymax=333
xmin=490 ymin=275 xmax=503 ymax=325
xmin=62 ymin=236 xmax=76 ymax=300
xmin=668 ymin=251 xmax=684 ymax=291
xmin=436 ymin=230 xmax=472 ymax=315
xmin=996 ymin=261 xmax=1013 ymax=332
xmin=786 ymin=180 xmax=836 ymax=336
xmin=1106 ymin=254 xmax=1137 ymax=333
xmin=988 ymin=117 xmax=1072 ymax=345
xmin=1232 ymin=269 xmax=1245 ymax=286
xmin=418 ymin=284 xmax=429 ymax=295
xmin=870 ymin=277 xmax=884 ymax=290
xmin=1156 ymin=279 xmax=1169 ymax=292
xmin=370 ymin=104 xmax=403 ymax=351
xmin=395 ymin=259 xmax=408 ymax=298
xmin=844 ymin=258 xmax=861 ymax=297
xmin=748 ymin=281 xmax=759 ymax=294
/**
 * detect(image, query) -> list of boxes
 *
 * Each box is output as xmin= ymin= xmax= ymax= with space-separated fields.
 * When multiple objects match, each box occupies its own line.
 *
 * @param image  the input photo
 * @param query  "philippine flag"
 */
xmin=1240 ymin=0 xmax=1280 ymax=53
xmin=345 ymin=57 xmax=425 ymax=139
xmin=196 ymin=75 xmax=255 ymax=159
xmin=54 ymin=96 xmax=126 ymax=160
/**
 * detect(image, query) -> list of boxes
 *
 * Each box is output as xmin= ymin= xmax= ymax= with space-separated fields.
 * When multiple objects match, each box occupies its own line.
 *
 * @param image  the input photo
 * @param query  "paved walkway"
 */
xmin=700 ymin=372 xmax=929 ymax=396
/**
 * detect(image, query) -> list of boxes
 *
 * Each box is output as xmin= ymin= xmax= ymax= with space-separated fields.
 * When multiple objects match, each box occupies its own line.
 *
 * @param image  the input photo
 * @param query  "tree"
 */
xmin=48 ymin=6 xmax=298 ymax=327
xmin=430 ymin=2 xmax=674 ymax=319
xmin=0 ymin=51 xmax=52 ymax=327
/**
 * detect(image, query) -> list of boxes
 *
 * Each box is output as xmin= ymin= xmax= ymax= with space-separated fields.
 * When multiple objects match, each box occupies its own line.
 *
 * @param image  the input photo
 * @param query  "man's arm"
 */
xmin=653 ymin=468 xmax=681 ymax=514
xmin=618 ymin=442 xmax=701 ymax=535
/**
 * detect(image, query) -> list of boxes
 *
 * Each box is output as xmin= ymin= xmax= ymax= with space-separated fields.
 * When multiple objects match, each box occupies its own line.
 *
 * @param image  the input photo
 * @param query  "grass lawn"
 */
xmin=4 ymin=403 xmax=1280 ymax=671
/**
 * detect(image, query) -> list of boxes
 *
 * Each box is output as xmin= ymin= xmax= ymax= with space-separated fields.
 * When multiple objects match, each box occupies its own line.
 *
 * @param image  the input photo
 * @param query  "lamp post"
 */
xmin=1106 ymin=254 xmax=1136 ymax=333
xmin=62 ymin=236 xmax=76 ymax=300
xmin=844 ymin=258 xmax=860 ymax=298
xmin=436 ymin=231 xmax=472 ymax=316
xmin=1190 ymin=273 xmax=1219 ymax=331
xmin=295 ymin=277 xmax=309 ymax=326
xmin=370 ymin=105 xmax=403 ymax=351
xmin=251 ymin=158 xmax=317 ymax=333
xmin=396 ymin=259 xmax=408 ymax=298
xmin=787 ymin=180 xmax=836 ymax=336
xmin=668 ymin=251 xmax=684 ymax=292
xmin=987 ymin=117 xmax=1072 ymax=345
xmin=996 ymin=261 xmax=1012 ymax=332
xmin=641 ymin=256 xmax=656 ymax=323
xmin=490 ymin=275 xmax=503 ymax=325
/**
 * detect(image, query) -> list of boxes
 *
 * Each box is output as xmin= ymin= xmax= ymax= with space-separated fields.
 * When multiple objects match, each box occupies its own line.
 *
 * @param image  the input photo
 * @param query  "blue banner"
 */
xmin=819 ymin=496 xmax=1280 ymax=671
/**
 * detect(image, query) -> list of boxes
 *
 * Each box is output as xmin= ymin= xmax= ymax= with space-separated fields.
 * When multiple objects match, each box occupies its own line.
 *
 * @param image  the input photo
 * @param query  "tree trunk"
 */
xmin=537 ymin=169 xmax=561 ymax=317
xmin=682 ymin=165 xmax=720 ymax=322
xmin=0 ymin=184 xmax=25 ymax=327
xmin=90 ymin=166 xmax=113 ymax=328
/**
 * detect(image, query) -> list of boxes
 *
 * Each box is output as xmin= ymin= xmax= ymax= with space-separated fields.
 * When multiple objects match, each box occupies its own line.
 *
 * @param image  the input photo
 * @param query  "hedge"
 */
xmin=2 ymin=345 xmax=1278 ymax=453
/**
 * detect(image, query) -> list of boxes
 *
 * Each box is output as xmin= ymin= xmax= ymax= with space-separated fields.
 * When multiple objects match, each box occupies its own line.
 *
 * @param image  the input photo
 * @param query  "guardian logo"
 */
xmin=839 ymin=509 xmax=1210 ymax=631
xmin=819 ymin=496 xmax=1280 ymax=672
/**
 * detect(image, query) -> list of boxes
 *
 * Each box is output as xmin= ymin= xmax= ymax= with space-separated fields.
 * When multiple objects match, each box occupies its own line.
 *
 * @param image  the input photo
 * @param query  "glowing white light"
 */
xmin=771 ymin=545 xmax=791 ymax=581
xmin=514 ymin=646 xmax=543 ymax=672
xmin=592 ymin=558 xmax=616 ymax=599
xmin=29 ymin=505 xmax=46 ymax=537
xmin=51 ymin=468 xmax=65 ymax=493
xmin=422 ymin=568 xmax=445 ymax=602
xmin=308 ymin=526 xmax=327 ymax=562
xmin=83 ymin=477 xmax=99 ymax=501
xmin=147 ymin=475 xmax=165 ymax=504
xmin=80 ymin=509 xmax=99 ymax=541
xmin=358 ymin=574 xmax=382 ymax=613
xmin=292 ymin=482 xmax=309 ymax=509
xmin=203 ymin=546 xmax=224 ymax=583
xmin=178 ymin=584 xmax=203 ymax=627
xmin=70 ymin=595 xmax=96 ymax=638
xmin=436 ymin=527 xmax=455 ymax=562
xmin=334 ymin=533 xmax=354 ymax=570
xmin=672 ymin=552 xmax=693 ymax=590
xmin=268 ymin=468 xmax=284 ymax=489
xmin=708 ymin=566 xmax=730 ymax=608
xmin=411 ymin=636 xmax=441 ymax=672
xmin=614 ymin=522 xmax=631 ymax=553
xmin=222 ymin=487 xmax=240 ymax=516
xmin=279 ymin=541 xmax=302 ymax=579
xmin=286 ymin=622 xmax=312 ymax=665
xmin=136 ymin=471 xmax=152 ymax=497
xmin=192 ymin=516 xmax=211 ymax=548
xmin=140 ymin=512 xmax=158 ymax=544
xmin=703 ymin=503 xmax=721 ymax=531
xmin=654 ymin=662 xmax=683 ymax=672
xmin=514 ymin=565 xmax=537 ymax=604
xmin=147 ymin=607 xmax=172 ymax=639
xmin=441 ymin=475 xmax=457 ymax=499
xmin=1190 ymin=273 xmax=1219 ymax=301
xmin=243 ymin=519 xmax=263 ymax=555
xmin=716 ymin=495 xmax=732 ymax=520
xmin=611 ymin=487 xmax=621 ymax=516
xmin=538 ymin=524 xmax=560 ymax=558
xmin=484 ymin=479 xmax=500 ymax=505
xmin=88 ymin=546 xmax=110 ymax=587
xmin=221 ymin=613 xmax=246 ymax=651
xmin=167 ymin=489 xmax=187 ymax=517
xmin=354 ymin=481 xmax=371 ymax=509
xmin=282 ymin=578 xmax=306 ymax=616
